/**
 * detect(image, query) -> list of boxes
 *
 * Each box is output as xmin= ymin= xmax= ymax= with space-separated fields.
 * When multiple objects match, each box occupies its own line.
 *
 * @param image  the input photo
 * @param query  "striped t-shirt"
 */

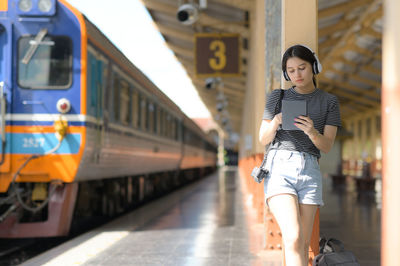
xmin=263 ymin=87 xmax=341 ymax=158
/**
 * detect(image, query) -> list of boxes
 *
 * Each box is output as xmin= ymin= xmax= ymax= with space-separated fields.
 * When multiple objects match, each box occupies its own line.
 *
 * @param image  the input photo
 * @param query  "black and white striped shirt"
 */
xmin=263 ymin=87 xmax=341 ymax=158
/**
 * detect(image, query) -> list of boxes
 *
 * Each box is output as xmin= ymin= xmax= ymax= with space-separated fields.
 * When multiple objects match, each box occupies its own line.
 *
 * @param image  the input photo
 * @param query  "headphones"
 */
xmin=282 ymin=44 xmax=323 ymax=81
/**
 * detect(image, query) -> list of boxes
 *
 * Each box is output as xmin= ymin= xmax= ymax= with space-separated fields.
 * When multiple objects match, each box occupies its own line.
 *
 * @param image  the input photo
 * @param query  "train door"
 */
xmin=0 ymin=21 xmax=11 ymax=173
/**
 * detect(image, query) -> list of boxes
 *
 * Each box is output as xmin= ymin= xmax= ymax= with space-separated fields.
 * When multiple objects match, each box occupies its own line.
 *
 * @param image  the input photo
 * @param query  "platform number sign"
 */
xmin=194 ymin=33 xmax=240 ymax=77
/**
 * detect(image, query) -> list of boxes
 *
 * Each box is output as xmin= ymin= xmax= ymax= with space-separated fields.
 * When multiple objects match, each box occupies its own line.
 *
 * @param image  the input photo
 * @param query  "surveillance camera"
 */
xmin=205 ymin=77 xmax=216 ymax=90
xmin=216 ymin=102 xmax=224 ymax=112
xmin=177 ymin=4 xmax=199 ymax=25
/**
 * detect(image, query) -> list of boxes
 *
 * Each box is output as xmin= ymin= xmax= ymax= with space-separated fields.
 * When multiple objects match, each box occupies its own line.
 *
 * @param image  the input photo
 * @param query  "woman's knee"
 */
xmin=304 ymin=240 xmax=310 ymax=253
xmin=283 ymin=232 xmax=304 ymax=251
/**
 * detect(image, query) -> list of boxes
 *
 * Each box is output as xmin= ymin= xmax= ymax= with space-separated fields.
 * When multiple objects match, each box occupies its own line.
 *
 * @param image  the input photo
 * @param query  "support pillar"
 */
xmin=382 ymin=0 xmax=400 ymax=265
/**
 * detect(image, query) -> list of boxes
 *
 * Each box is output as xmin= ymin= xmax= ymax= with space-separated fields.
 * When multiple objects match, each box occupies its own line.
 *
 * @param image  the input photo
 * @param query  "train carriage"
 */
xmin=0 ymin=0 xmax=217 ymax=238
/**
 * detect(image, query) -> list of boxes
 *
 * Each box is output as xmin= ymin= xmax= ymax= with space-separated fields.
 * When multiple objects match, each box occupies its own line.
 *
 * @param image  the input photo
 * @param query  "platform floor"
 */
xmin=23 ymin=167 xmax=281 ymax=266
xmin=22 ymin=166 xmax=381 ymax=266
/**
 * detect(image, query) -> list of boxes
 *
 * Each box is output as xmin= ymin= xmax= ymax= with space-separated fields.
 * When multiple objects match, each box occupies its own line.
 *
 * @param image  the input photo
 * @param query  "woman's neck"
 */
xmin=293 ymin=84 xmax=316 ymax=94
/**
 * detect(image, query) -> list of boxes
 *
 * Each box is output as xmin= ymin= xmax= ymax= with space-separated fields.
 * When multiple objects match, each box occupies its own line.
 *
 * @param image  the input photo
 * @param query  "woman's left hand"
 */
xmin=294 ymin=116 xmax=317 ymax=137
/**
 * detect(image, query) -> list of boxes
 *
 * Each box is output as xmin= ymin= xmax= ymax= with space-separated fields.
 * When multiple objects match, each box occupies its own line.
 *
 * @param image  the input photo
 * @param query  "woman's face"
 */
xmin=286 ymin=56 xmax=314 ymax=88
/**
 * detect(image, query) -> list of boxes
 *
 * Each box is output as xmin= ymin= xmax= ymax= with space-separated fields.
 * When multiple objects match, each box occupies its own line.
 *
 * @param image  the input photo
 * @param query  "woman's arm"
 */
xmin=294 ymin=115 xmax=337 ymax=153
xmin=258 ymin=113 xmax=282 ymax=146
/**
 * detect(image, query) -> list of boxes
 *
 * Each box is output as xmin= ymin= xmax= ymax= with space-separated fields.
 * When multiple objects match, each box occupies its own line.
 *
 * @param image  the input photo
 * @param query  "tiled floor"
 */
xmin=23 ymin=167 xmax=381 ymax=266
xmin=320 ymin=176 xmax=381 ymax=266
xmin=23 ymin=167 xmax=281 ymax=266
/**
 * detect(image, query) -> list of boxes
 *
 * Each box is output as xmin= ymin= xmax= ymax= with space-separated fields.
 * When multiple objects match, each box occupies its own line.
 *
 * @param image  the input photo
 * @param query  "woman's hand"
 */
xmin=273 ymin=113 xmax=282 ymax=126
xmin=258 ymin=113 xmax=282 ymax=146
xmin=294 ymin=115 xmax=318 ymax=138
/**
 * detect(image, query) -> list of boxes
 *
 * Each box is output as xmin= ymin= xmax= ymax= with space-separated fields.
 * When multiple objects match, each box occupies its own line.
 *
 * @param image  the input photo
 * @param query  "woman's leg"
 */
xmin=299 ymin=204 xmax=318 ymax=264
xmin=268 ymin=194 xmax=305 ymax=266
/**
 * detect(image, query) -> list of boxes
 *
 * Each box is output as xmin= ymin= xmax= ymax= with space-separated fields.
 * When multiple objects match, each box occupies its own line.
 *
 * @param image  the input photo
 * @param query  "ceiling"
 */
xmin=141 ymin=0 xmax=382 ymax=135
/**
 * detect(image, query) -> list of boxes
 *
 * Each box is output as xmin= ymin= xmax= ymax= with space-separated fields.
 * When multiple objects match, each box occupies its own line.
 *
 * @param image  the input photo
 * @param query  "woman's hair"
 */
xmin=282 ymin=45 xmax=317 ymax=86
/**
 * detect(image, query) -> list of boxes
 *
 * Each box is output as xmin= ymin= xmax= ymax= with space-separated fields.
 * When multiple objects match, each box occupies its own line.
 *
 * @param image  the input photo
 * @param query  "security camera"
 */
xmin=177 ymin=3 xmax=199 ymax=25
xmin=216 ymin=102 xmax=224 ymax=112
xmin=205 ymin=77 xmax=216 ymax=90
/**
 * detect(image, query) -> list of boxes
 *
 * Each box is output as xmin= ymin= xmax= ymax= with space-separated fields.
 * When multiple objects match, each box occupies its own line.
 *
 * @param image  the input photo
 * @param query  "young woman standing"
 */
xmin=259 ymin=45 xmax=341 ymax=265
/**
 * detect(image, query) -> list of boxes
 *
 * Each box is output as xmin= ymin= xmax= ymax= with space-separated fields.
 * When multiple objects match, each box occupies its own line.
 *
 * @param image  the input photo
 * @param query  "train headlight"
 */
xmin=38 ymin=0 xmax=52 ymax=12
xmin=17 ymin=0 xmax=56 ymax=16
xmin=56 ymin=98 xmax=71 ymax=114
xmin=18 ymin=0 xmax=33 ymax=12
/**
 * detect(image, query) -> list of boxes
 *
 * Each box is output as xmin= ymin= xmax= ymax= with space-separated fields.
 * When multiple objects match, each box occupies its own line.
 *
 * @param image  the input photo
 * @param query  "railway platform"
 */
xmin=21 ymin=166 xmax=380 ymax=266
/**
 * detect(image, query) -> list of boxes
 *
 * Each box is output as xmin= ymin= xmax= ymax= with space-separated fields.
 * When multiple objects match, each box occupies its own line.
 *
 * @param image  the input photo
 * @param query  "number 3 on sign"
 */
xmin=209 ymin=40 xmax=226 ymax=70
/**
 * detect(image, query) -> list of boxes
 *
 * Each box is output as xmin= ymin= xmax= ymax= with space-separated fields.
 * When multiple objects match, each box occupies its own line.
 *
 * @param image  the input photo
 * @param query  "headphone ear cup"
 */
xmin=283 ymin=70 xmax=290 ymax=81
xmin=313 ymin=55 xmax=322 ymax=74
xmin=313 ymin=62 xmax=318 ymax=75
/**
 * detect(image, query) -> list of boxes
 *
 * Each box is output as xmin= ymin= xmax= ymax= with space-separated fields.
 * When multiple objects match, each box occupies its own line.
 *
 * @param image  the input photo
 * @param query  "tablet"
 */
xmin=281 ymin=100 xmax=307 ymax=130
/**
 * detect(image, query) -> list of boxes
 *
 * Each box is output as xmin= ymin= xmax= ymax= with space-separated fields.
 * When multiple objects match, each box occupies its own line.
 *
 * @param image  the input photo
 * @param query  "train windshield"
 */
xmin=18 ymin=36 xmax=72 ymax=89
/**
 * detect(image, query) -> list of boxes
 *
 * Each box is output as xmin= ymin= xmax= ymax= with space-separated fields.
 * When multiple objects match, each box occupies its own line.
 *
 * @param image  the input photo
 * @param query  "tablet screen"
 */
xmin=281 ymin=100 xmax=307 ymax=130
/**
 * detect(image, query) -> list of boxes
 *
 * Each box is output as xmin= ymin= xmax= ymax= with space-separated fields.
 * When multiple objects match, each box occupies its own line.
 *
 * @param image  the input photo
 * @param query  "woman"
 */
xmin=258 ymin=45 xmax=341 ymax=265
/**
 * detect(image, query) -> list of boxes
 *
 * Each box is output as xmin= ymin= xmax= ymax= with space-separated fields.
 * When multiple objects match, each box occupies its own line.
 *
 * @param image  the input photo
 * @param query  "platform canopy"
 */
xmin=141 ymin=0 xmax=382 ymax=136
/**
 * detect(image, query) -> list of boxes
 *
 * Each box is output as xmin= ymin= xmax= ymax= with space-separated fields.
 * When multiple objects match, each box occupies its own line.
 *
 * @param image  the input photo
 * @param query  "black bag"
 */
xmin=313 ymin=238 xmax=360 ymax=266
xmin=251 ymin=89 xmax=285 ymax=184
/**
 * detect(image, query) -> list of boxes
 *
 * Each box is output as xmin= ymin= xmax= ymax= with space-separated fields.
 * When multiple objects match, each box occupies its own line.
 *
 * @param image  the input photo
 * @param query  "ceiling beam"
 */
xmin=329 ymin=55 xmax=381 ymax=76
xmin=212 ymin=0 xmax=252 ymax=10
xmin=319 ymin=18 xmax=357 ymax=37
xmin=321 ymin=0 xmax=382 ymax=66
xmin=332 ymin=89 xmax=379 ymax=107
xmin=319 ymin=36 xmax=340 ymax=51
xmin=329 ymin=68 xmax=381 ymax=90
xmin=142 ymin=0 xmax=250 ymax=38
xmin=157 ymin=24 xmax=193 ymax=43
xmin=360 ymin=27 xmax=382 ymax=40
xmin=318 ymin=0 xmax=373 ymax=19
xmin=166 ymin=42 xmax=193 ymax=58
xmin=362 ymin=65 xmax=381 ymax=76
xmin=320 ymin=75 xmax=380 ymax=99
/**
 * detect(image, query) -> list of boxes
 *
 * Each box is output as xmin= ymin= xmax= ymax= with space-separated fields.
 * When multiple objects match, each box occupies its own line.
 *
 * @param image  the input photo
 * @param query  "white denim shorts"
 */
xmin=263 ymin=149 xmax=324 ymax=206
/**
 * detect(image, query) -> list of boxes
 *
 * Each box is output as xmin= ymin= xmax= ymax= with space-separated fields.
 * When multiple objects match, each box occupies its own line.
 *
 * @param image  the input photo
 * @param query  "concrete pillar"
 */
xmin=239 ymin=0 xmax=266 ymax=159
xmin=382 ymin=0 xmax=400 ymax=264
xmin=281 ymin=0 xmax=318 ymax=89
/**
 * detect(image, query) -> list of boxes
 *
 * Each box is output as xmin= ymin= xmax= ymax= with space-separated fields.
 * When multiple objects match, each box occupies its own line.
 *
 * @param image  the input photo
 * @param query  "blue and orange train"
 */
xmin=0 ymin=0 xmax=217 ymax=238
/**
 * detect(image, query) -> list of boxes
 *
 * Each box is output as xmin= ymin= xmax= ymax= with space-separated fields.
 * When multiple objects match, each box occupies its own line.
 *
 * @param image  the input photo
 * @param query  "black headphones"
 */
xmin=282 ymin=44 xmax=322 ymax=81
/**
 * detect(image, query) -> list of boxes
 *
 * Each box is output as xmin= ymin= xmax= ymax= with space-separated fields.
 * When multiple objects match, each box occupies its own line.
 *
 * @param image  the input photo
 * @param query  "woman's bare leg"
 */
xmin=268 ymin=194 xmax=305 ymax=266
xmin=299 ymin=204 xmax=318 ymax=265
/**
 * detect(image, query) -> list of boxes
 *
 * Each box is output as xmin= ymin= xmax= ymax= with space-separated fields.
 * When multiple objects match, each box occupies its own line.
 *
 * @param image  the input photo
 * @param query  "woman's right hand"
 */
xmin=273 ymin=113 xmax=282 ymax=127
xmin=259 ymin=113 xmax=282 ymax=146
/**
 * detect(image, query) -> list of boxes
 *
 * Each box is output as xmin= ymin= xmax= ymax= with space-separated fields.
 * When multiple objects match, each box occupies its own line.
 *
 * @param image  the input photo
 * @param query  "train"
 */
xmin=0 ymin=0 xmax=217 ymax=238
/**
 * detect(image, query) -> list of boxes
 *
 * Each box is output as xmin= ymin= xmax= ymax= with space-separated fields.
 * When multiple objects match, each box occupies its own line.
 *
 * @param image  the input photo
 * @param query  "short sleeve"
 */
xmin=326 ymin=95 xmax=341 ymax=127
xmin=262 ymin=89 xmax=282 ymax=120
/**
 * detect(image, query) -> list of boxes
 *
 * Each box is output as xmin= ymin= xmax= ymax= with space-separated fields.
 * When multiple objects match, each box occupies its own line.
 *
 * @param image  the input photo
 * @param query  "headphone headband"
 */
xmin=282 ymin=44 xmax=323 ymax=81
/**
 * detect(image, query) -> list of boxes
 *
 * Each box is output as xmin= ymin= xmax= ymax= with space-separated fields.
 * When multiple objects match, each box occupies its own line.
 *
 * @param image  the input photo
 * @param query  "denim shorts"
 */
xmin=263 ymin=149 xmax=324 ymax=206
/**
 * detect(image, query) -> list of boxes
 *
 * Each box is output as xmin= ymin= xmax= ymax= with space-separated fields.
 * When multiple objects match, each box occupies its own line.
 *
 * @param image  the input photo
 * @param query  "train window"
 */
xmin=160 ymin=109 xmax=165 ymax=136
xmin=132 ymin=90 xmax=139 ymax=128
xmin=175 ymin=119 xmax=180 ymax=141
xmin=166 ymin=113 xmax=171 ymax=138
xmin=18 ymin=36 xmax=72 ymax=89
xmin=87 ymin=53 xmax=106 ymax=118
xmin=120 ymin=80 xmax=131 ymax=125
xmin=148 ymin=102 xmax=154 ymax=133
xmin=153 ymin=104 xmax=158 ymax=134
xmin=171 ymin=118 xmax=177 ymax=140
xmin=113 ymin=75 xmax=120 ymax=121
xmin=140 ymin=96 xmax=147 ymax=131
xmin=156 ymin=106 xmax=161 ymax=135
